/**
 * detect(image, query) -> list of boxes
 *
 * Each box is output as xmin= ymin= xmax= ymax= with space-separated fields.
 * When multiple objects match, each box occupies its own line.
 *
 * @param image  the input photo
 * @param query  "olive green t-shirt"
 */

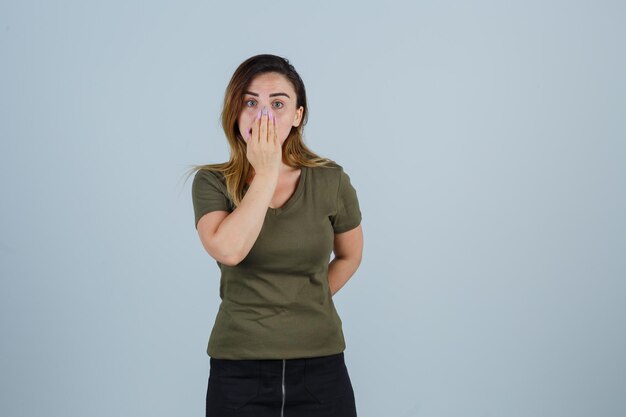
xmin=191 ymin=162 xmax=362 ymax=360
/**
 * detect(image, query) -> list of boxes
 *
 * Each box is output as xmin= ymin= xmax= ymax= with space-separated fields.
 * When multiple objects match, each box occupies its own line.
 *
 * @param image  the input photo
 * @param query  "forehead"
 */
xmin=245 ymin=72 xmax=295 ymax=97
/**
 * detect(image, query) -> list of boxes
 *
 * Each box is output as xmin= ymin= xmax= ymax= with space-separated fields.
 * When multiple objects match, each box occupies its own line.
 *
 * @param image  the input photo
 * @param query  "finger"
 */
xmin=273 ymin=115 xmax=280 ymax=146
xmin=268 ymin=111 xmax=275 ymax=144
xmin=260 ymin=107 xmax=268 ymax=142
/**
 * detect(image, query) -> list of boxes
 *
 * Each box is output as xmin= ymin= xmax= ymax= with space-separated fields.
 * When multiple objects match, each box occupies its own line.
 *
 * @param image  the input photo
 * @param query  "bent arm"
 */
xmin=328 ymin=224 xmax=363 ymax=296
xmin=197 ymin=172 xmax=278 ymax=266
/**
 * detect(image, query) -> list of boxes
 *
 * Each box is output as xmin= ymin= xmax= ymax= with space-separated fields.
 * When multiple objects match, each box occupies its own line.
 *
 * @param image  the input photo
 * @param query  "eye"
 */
xmin=245 ymin=99 xmax=256 ymax=107
xmin=273 ymin=101 xmax=284 ymax=109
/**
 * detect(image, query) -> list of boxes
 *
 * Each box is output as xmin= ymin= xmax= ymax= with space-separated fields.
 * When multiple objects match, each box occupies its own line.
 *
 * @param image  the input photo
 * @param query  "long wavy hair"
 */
xmin=182 ymin=54 xmax=336 ymax=208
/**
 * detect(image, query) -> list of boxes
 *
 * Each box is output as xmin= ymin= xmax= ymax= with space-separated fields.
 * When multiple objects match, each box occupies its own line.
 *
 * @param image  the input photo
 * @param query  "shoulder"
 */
xmin=191 ymin=168 xmax=231 ymax=204
xmin=306 ymin=161 xmax=345 ymax=178
xmin=306 ymin=162 xmax=360 ymax=202
xmin=193 ymin=167 xmax=226 ymax=187
xmin=308 ymin=161 xmax=357 ymax=185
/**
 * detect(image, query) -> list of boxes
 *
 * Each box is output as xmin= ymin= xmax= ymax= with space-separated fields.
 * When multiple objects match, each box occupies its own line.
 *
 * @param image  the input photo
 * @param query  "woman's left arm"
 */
xmin=328 ymin=224 xmax=364 ymax=296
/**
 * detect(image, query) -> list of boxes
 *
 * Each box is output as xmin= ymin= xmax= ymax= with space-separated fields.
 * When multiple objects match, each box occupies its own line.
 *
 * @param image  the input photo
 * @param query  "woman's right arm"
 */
xmin=196 ymin=171 xmax=278 ymax=266
xmin=197 ymin=106 xmax=280 ymax=266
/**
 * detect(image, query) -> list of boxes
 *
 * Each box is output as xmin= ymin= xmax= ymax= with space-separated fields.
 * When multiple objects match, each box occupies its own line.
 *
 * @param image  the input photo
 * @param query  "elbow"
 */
xmin=222 ymin=240 xmax=254 ymax=266
xmin=220 ymin=248 xmax=245 ymax=267
xmin=221 ymin=254 xmax=241 ymax=267
xmin=202 ymin=242 xmax=242 ymax=267
xmin=211 ymin=249 xmax=239 ymax=266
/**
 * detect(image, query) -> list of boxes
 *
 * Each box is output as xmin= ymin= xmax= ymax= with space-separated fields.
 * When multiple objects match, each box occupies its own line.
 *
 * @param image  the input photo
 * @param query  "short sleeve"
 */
xmin=330 ymin=168 xmax=362 ymax=233
xmin=191 ymin=169 xmax=231 ymax=229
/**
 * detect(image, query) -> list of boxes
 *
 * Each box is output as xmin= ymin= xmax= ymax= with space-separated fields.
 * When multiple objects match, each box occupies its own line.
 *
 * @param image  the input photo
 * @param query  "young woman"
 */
xmin=189 ymin=53 xmax=363 ymax=417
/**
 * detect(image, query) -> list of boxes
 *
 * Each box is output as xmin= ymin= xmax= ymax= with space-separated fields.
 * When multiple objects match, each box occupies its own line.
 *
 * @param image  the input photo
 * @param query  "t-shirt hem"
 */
xmin=207 ymin=344 xmax=346 ymax=360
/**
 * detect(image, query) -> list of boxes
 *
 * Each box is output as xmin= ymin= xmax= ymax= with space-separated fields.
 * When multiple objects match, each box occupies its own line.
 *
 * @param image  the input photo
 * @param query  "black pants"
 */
xmin=206 ymin=351 xmax=357 ymax=417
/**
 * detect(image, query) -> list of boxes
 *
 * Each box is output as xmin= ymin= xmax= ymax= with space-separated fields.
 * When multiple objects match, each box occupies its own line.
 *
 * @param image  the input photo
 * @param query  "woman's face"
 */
xmin=237 ymin=72 xmax=304 ymax=146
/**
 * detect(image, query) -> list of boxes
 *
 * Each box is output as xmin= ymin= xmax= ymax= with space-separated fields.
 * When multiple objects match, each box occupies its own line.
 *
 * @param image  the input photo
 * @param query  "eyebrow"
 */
xmin=243 ymin=91 xmax=291 ymax=99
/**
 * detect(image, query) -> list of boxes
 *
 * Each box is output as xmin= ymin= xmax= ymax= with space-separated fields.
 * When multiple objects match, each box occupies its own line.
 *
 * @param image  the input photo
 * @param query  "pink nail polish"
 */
xmin=257 ymin=110 xmax=261 ymax=120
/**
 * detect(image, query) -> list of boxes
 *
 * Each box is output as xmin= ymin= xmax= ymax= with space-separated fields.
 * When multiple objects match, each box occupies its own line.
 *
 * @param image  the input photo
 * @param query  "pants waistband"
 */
xmin=210 ymin=351 xmax=345 ymax=374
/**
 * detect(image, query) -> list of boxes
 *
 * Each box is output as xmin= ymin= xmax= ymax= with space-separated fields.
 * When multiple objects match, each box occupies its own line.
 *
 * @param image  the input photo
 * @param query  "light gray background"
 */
xmin=1 ymin=1 xmax=624 ymax=416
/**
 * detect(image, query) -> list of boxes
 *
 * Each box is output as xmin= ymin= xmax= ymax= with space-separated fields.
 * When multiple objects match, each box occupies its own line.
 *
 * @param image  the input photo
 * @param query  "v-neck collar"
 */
xmin=244 ymin=166 xmax=307 ymax=216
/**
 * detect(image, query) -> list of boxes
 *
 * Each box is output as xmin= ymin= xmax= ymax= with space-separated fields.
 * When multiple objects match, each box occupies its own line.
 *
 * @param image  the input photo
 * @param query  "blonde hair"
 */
xmin=182 ymin=54 xmax=336 ymax=207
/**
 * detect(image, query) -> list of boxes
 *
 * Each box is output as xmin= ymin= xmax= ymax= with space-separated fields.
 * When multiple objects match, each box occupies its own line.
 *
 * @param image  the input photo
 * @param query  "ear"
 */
xmin=293 ymin=106 xmax=304 ymax=127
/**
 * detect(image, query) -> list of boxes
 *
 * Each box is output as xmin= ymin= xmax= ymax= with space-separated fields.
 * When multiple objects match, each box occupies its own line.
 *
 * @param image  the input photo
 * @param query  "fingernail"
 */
xmin=269 ymin=110 xmax=274 ymax=120
xmin=262 ymin=106 xmax=268 ymax=116
xmin=257 ymin=110 xmax=261 ymax=119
